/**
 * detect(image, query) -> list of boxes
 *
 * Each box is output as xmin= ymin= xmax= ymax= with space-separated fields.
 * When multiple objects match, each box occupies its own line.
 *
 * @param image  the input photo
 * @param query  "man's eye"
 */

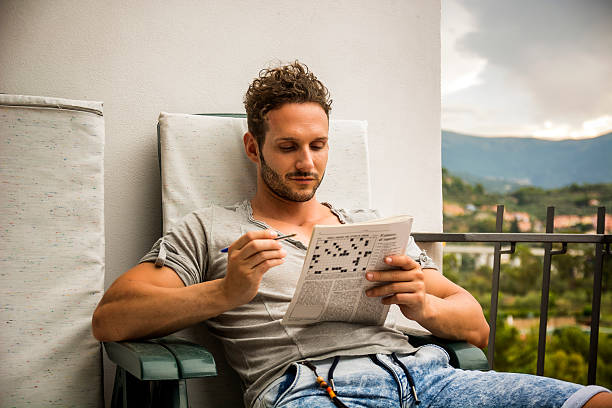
xmin=311 ymin=143 xmax=326 ymax=150
xmin=279 ymin=146 xmax=295 ymax=151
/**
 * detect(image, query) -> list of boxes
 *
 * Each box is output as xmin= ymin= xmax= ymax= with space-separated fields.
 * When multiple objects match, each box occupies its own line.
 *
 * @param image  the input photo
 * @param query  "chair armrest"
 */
xmin=408 ymin=334 xmax=490 ymax=371
xmin=103 ymin=336 xmax=217 ymax=381
xmin=150 ymin=336 xmax=217 ymax=379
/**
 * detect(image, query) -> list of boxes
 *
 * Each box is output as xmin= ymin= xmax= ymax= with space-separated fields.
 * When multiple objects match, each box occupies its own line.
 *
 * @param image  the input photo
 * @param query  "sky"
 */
xmin=442 ymin=0 xmax=612 ymax=139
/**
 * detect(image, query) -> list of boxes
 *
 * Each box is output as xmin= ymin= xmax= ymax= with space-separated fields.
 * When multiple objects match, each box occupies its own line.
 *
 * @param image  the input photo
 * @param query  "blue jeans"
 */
xmin=253 ymin=345 xmax=610 ymax=408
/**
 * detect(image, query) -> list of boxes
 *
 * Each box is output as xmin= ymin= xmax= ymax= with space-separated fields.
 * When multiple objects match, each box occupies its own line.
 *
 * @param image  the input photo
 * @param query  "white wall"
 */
xmin=1 ymin=0 xmax=441 ymax=404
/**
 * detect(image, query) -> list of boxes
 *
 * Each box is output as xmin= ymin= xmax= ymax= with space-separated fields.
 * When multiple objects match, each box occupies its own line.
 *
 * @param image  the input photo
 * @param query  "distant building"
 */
xmin=504 ymin=211 xmax=532 ymax=232
xmin=445 ymin=245 xmax=584 ymax=269
xmin=553 ymin=214 xmax=611 ymax=233
xmin=554 ymin=215 xmax=591 ymax=229
xmin=443 ymin=203 xmax=465 ymax=216
xmin=444 ymin=245 xmax=498 ymax=269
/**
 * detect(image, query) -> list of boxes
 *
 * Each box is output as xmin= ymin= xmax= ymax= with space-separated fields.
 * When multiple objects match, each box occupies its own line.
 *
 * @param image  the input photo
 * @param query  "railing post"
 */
xmin=537 ymin=207 xmax=555 ymax=376
xmin=587 ymin=207 xmax=606 ymax=384
xmin=487 ymin=205 xmax=504 ymax=369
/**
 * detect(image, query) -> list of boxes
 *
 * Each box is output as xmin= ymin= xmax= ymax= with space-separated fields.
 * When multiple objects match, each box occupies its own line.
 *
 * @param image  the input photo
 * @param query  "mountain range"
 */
xmin=441 ymin=130 xmax=612 ymax=192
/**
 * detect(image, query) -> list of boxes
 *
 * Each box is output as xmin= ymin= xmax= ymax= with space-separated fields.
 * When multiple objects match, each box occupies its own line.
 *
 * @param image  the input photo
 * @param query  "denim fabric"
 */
xmin=253 ymin=345 xmax=610 ymax=408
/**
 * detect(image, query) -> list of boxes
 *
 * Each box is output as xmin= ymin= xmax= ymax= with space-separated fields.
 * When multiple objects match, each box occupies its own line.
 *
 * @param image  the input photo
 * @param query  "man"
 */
xmin=92 ymin=62 xmax=611 ymax=407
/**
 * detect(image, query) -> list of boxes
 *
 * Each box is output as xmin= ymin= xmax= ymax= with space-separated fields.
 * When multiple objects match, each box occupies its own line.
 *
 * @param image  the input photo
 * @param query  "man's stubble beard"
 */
xmin=259 ymin=151 xmax=324 ymax=203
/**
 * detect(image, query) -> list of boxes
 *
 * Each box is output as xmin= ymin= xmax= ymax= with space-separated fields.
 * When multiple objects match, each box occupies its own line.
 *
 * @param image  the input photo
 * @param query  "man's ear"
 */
xmin=243 ymin=132 xmax=260 ymax=164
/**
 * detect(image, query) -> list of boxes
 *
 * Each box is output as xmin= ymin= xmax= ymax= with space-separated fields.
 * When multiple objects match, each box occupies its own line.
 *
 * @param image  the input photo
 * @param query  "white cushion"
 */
xmin=0 ymin=95 xmax=105 ymax=407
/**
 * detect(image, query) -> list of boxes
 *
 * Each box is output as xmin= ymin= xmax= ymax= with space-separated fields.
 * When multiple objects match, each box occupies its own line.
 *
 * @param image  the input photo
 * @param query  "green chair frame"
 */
xmin=104 ymin=333 xmax=488 ymax=408
xmin=104 ymin=112 xmax=488 ymax=407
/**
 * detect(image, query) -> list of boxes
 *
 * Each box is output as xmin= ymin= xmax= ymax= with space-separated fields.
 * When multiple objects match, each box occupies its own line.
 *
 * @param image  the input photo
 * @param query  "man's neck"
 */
xmin=250 ymin=191 xmax=326 ymax=226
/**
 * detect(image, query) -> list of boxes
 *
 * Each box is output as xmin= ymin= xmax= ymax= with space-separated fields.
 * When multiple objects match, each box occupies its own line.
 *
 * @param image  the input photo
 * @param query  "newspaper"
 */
xmin=282 ymin=215 xmax=414 ymax=325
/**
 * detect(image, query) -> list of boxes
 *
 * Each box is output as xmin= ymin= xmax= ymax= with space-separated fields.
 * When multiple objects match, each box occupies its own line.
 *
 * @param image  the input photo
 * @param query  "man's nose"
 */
xmin=295 ymin=147 xmax=315 ymax=170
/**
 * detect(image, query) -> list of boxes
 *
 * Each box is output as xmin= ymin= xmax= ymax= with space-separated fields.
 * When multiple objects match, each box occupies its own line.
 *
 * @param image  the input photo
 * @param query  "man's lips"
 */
xmin=289 ymin=177 xmax=316 ymax=183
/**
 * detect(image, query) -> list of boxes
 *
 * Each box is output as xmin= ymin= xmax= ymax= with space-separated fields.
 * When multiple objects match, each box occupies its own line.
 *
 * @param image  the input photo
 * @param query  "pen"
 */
xmin=220 ymin=233 xmax=297 ymax=253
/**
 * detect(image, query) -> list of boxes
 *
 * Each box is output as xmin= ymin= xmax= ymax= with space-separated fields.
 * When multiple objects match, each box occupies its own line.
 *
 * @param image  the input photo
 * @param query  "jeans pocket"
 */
xmin=255 ymin=363 xmax=301 ymax=408
xmin=272 ymin=363 xmax=301 ymax=408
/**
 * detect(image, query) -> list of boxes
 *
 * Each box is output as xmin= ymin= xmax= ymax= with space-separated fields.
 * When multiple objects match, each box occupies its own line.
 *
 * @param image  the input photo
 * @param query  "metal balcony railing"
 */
xmin=412 ymin=206 xmax=611 ymax=384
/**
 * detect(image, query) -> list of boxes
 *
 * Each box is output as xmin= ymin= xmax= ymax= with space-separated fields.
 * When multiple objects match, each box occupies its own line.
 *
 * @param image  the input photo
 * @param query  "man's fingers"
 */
xmin=229 ymin=229 xmax=278 ymax=252
xmin=253 ymin=258 xmax=285 ymax=274
xmin=366 ymin=281 xmax=424 ymax=298
xmin=246 ymin=249 xmax=287 ymax=270
xmin=384 ymin=255 xmax=419 ymax=270
xmin=380 ymin=292 xmax=423 ymax=305
xmin=363 ymin=255 xmax=420 ymax=281
xmin=365 ymin=267 xmax=423 ymax=283
xmin=236 ymin=239 xmax=283 ymax=261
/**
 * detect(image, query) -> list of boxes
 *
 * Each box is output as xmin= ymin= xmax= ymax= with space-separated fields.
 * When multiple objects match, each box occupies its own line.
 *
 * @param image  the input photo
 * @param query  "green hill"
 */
xmin=442 ymin=131 xmax=612 ymax=190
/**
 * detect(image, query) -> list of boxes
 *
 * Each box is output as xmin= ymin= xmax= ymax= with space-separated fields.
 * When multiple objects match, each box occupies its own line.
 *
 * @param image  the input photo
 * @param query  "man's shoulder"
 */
xmin=195 ymin=201 xmax=246 ymax=217
xmin=170 ymin=201 xmax=249 ymax=230
xmin=333 ymin=206 xmax=381 ymax=224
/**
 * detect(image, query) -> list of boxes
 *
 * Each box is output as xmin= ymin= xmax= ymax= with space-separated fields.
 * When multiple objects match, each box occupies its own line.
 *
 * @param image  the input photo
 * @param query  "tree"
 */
xmin=544 ymin=350 xmax=587 ymax=384
xmin=509 ymin=218 xmax=520 ymax=233
xmin=501 ymin=245 xmax=542 ymax=296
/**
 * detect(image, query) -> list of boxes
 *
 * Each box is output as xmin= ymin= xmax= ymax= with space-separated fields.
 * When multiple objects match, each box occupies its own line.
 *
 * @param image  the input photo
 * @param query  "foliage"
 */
xmin=485 ymin=321 xmax=612 ymax=388
xmin=441 ymin=168 xmax=612 ymax=388
xmin=442 ymin=167 xmax=501 ymax=209
xmin=442 ymin=167 xmax=612 ymax=233
xmin=501 ymin=245 xmax=542 ymax=296
xmin=443 ymin=248 xmax=612 ymax=388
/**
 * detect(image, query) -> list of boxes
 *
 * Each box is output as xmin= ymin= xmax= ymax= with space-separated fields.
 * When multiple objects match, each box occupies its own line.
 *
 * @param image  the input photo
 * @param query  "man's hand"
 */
xmin=221 ymin=230 xmax=287 ymax=307
xmin=365 ymin=255 xmax=490 ymax=348
xmin=364 ymin=255 xmax=430 ymax=321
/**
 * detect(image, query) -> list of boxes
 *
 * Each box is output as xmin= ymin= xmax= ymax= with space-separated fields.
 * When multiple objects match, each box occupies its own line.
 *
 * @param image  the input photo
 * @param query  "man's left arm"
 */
xmin=365 ymin=255 xmax=490 ymax=348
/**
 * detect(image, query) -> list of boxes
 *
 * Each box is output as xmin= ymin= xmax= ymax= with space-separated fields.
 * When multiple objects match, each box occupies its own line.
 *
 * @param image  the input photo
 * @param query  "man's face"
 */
xmin=258 ymin=102 xmax=329 ymax=202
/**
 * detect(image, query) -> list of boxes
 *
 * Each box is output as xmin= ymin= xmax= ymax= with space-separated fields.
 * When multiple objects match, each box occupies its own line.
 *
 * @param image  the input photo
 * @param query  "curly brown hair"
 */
xmin=244 ymin=61 xmax=332 ymax=148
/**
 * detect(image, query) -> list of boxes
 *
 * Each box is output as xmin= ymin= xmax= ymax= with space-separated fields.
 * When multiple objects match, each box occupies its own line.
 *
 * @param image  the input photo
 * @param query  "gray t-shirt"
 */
xmin=140 ymin=200 xmax=438 ymax=407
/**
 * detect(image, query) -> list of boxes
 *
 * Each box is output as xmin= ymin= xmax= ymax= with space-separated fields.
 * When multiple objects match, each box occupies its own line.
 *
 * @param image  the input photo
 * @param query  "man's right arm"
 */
xmin=91 ymin=262 xmax=237 ymax=341
xmin=92 ymin=230 xmax=285 ymax=342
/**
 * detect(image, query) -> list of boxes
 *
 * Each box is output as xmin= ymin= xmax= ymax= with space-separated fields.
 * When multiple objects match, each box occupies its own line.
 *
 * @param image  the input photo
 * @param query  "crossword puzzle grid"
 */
xmin=308 ymin=234 xmax=377 ymax=275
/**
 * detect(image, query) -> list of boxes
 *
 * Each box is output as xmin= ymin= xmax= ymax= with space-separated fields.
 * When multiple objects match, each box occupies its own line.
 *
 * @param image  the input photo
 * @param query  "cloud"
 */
xmin=444 ymin=0 xmax=612 ymax=137
xmin=527 ymin=115 xmax=612 ymax=139
xmin=442 ymin=0 xmax=487 ymax=95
